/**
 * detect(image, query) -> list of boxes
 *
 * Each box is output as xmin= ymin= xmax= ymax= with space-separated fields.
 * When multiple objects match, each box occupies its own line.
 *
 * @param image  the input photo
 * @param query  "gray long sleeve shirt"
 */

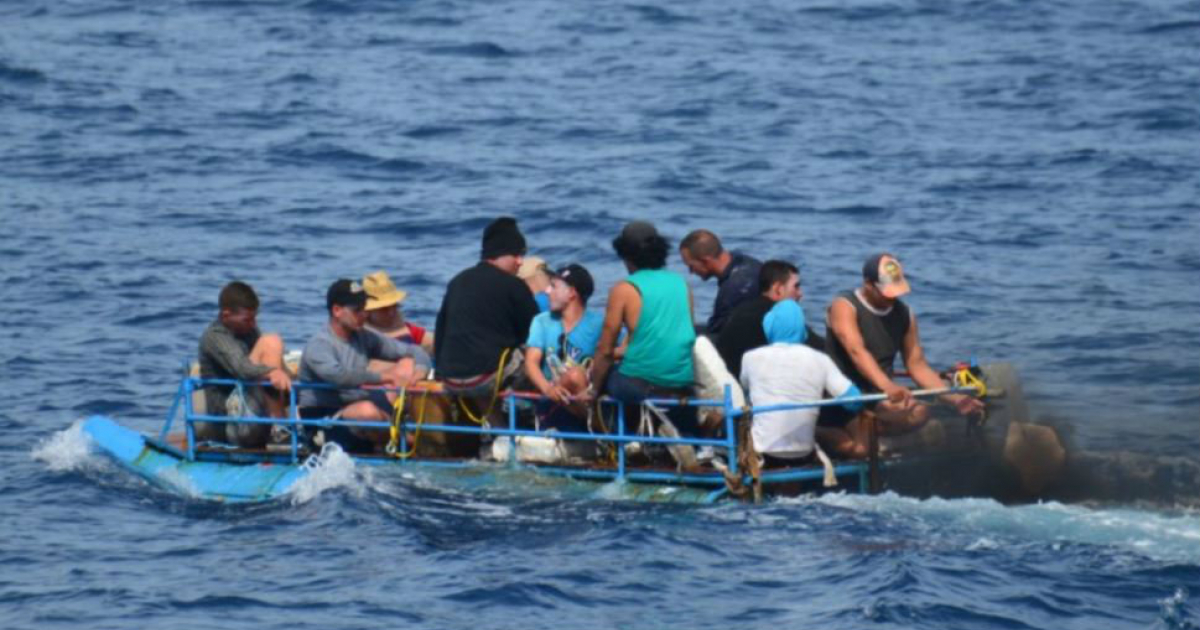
xmin=298 ymin=325 xmax=431 ymax=409
xmin=198 ymin=320 xmax=271 ymax=415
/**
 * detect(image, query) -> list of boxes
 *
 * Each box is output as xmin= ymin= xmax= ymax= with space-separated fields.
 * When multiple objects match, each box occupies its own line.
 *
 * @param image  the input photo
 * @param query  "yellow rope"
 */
xmin=456 ymin=348 xmax=511 ymax=426
xmin=954 ymin=366 xmax=987 ymax=398
xmin=385 ymin=387 xmax=408 ymax=456
xmin=387 ymin=388 xmax=434 ymax=459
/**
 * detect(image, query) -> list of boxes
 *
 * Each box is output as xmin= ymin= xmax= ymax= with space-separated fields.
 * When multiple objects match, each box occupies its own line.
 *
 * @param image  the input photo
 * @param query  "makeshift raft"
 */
xmin=80 ymin=362 xmax=1050 ymax=504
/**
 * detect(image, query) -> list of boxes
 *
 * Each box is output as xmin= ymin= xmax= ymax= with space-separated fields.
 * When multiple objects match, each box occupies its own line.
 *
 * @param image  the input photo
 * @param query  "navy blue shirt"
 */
xmin=707 ymin=252 xmax=762 ymax=335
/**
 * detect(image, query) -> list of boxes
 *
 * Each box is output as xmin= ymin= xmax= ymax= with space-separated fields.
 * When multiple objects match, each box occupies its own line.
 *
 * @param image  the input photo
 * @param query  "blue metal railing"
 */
xmin=174 ymin=375 xmax=979 ymax=491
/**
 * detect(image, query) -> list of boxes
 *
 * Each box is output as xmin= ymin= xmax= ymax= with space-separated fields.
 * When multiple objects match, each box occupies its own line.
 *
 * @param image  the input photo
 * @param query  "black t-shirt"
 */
xmin=715 ymin=296 xmax=826 ymax=378
xmin=434 ymin=262 xmax=540 ymax=378
xmin=707 ymin=252 xmax=762 ymax=335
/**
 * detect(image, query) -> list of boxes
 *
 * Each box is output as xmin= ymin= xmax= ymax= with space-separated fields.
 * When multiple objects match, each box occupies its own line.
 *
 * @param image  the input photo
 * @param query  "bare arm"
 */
xmin=902 ymin=315 xmax=984 ymax=415
xmin=524 ymin=347 xmax=569 ymax=404
xmin=900 ymin=314 xmax=941 ymax=389
xmin=589 ymin=281 xmax=637 ymax=393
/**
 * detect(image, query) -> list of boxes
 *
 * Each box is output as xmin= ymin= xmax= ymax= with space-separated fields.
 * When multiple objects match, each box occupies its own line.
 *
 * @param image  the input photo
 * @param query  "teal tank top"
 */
xmin=619 ymin=269 xmax=696 ymax=387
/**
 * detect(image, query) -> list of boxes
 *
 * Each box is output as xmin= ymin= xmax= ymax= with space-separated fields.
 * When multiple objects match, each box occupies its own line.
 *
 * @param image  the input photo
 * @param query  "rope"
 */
xmin=814 ymin=442 xmax=837 ymax=488
xmin=717 ymin=406 xmax=763 ymax=503
xmin=386 ymin=388 xmax=432 ymax=459
xmin=455 ymin=348 xmax=512 ymax=426
xmin=385 ymin=387 xmax=408 ymax=455
xmin=954 ymin=366 xmax=987 ymax=398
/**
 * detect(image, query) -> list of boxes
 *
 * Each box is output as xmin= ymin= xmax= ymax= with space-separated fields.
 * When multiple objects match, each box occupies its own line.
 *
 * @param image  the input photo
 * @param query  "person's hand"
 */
xmin=949 ymin=394 xmax=985 ymax=416
xmin=882 ymin=382 xmax=912 ymax=406
xmin=389 ymin=359 xmax=417 ymax=388
xmin=541 ymin=383 xmax=571 ymax=405
xmin=268 ymin=367 xmax=292 ymax=392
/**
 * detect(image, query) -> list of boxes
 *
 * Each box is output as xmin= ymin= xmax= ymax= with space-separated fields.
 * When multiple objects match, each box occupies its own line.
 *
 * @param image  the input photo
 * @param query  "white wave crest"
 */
xmin=799 ymin=492 xmax=1200 ymax=564
xmin=1159 ymin=587 xmax=1191 ymax=628
xmin=286 ymin=442 xmax=366 ymax=505
xmin=31 ymin=420 xmax=97 ymax=471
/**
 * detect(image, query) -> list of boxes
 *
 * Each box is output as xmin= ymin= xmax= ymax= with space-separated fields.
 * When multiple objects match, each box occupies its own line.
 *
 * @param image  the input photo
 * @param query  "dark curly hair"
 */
xmin=612 ymin=233 xmax=670 ymax=270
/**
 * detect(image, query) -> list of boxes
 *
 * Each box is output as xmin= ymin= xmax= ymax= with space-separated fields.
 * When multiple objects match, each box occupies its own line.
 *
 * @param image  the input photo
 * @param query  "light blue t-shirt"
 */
xmin=525 ymin=310 xmax=604 ymax=379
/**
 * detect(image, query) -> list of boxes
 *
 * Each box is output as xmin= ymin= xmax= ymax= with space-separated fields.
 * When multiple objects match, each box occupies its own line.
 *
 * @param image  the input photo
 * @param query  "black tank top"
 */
xmin=826 ymin=289 xmax=910 ymax=391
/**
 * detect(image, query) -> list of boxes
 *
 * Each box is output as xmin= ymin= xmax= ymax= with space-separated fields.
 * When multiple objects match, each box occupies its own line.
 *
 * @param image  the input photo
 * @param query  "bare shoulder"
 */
xmin=828 ymin=296 xmax=857 ymax=323
xmin=607 ymin=280 xmax=638 ymax=305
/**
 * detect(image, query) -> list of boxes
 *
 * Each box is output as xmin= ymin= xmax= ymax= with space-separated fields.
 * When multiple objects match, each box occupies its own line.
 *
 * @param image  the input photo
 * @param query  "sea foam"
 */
xmin=805 ymin=491 xmax=1200 ymax=564
xmin=31 ymin=420 xmax=97 ymax=472
xmin=286 ymin=442 xmax=366 ymax=505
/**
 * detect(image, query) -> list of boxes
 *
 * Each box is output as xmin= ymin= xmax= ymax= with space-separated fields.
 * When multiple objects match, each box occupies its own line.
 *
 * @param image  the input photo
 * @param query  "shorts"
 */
xmin=535 ymin=400 xmax=588 ymax=433
xmin=443 ymin=349 xmax=526 ymax=398
xmin=298 ymin=390 xmax=393 ymax=420
xmin=604 ymin=370 xmax=699 ymax=436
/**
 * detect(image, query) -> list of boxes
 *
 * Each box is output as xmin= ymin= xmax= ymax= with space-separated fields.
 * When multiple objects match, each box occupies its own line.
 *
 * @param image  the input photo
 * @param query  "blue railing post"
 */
xmin=183 ymin=377 xmax=196 ymax=462
xmin=723 ymin=384 xmax=737 ymax=476
xmin=507 ymin=392 xmax=517 ymax=467
xmin=288 ymin=384 xmax=299 ymax=464
xmin=616 ymin=402 xmax=626 ymax=480
xmin=159 ymin=378 xmax=186 ymax=442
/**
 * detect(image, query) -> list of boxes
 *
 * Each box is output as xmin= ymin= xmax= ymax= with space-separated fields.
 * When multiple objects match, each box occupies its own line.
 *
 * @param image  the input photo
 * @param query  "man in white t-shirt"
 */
xmin=739 ymin=300 xmax=863 ymax=463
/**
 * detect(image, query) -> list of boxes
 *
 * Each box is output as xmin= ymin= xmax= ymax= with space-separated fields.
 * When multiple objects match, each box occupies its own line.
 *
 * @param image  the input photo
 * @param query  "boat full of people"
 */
xmin=79 ymin=217 xmax=1066 ymax=503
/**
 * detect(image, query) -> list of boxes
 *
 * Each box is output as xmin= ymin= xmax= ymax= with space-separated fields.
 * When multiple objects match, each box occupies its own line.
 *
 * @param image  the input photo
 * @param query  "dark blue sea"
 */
xmin=3 ymin=0 xmax=1199 ymax=627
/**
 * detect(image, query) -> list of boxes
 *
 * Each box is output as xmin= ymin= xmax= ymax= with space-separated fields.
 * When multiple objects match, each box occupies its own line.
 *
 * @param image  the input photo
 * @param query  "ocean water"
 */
xmin=2 ymin=0 xmax=1198 ymax=628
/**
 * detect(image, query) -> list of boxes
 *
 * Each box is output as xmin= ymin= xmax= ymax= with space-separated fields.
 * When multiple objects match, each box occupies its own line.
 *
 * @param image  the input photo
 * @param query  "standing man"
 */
xmin=715 ymin=260 xmax=825 ymax=378
xmin=822 ymin=253 xmax=984 ymax=457
xmin=435 ymin=217 xmax=540 ymax=411
xmin=298 ymin=279 xmax=431 ymax=447
xmin=678 ymin=229 xmax=762 ymax=335
xmin=523 ymin=264 xmax=602 ymax=430
xmin=197 ymin=281 xmax=293 ymax=447
xmin=591 ymin=221 xmax=698 ymax=433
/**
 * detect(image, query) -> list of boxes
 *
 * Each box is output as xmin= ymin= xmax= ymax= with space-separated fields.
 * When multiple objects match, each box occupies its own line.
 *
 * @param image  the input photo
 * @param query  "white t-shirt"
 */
xmin=739 ymin=343 xmax=855 ymax=458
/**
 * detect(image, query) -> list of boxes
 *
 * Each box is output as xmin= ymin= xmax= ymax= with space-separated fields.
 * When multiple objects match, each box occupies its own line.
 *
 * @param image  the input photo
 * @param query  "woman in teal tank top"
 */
xmin=590 ymin=221 xmax=700 ymax=435
xmin=619 ymin=268 xmax=695 ymax=387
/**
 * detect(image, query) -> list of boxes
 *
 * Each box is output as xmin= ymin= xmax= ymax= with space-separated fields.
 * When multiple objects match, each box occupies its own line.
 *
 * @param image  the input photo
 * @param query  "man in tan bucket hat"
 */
xmin=362 ymin=270 xmax=434 ymax=355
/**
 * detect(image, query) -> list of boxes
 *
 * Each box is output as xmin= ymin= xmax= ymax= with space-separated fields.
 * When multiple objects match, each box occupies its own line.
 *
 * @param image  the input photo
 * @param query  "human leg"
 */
xmin=873 ymin=400 xmax=930 ymax=435
xmin=250 ymin=333 xmax=289 ymax=418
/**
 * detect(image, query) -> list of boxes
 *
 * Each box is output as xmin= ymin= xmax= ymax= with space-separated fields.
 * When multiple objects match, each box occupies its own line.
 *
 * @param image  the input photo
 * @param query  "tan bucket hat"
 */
xmin=362 ymin=270 xmax=408 ymax=310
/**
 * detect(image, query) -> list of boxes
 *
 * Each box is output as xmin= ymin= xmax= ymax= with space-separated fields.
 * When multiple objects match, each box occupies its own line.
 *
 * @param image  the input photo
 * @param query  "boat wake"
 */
xmin=798 ymin=491 xmax=1200 ymax=564
xmin=30 ymin=420 xmax=98 ymax=472
xmin=286 ymin=442 xmax=368 ymax=505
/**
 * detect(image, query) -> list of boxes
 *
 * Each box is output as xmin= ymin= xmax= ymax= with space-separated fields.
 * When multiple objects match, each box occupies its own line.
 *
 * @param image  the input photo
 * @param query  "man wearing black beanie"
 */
xmin=435 ymin=216 xmax=540 ymax=425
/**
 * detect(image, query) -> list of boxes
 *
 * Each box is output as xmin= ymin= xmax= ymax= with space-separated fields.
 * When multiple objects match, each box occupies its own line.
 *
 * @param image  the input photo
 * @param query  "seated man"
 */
xmin=518 ymin=256 xmax=553 ymax=312
xmin=678 ymin=229 xmax=762 ymax=335
xmin=435 ymin=217 xmax=540 ymax=423
xmin=298 ymin=279 xmax=431 ymax=449
xmin=362 ymin=270 xmax=435 ymax=355
xmin=523 ymin=264 xmax=602 ymax=431
xmin=197 ymin=281 xmax=293 ymax=447
xmin=715 ymin=260 xmax=825 ymax=379
xmin=591 ymin=221 xmax=698 ymax=434
xmin=740 ymin=300 xmax=861 ymax=466
xmin=822 ymin=253 xmax=984 ymax=457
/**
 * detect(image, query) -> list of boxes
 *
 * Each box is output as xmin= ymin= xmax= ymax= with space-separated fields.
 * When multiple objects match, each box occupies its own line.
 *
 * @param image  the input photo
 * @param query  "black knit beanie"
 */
xmin=480 ymin=217 xmax=527 ymax=259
